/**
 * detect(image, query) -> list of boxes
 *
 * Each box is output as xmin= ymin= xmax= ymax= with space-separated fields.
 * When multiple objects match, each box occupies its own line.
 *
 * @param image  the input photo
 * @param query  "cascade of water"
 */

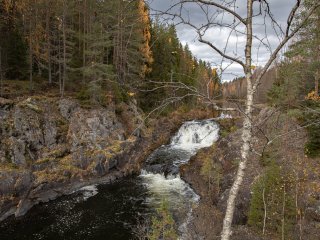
xmin=170 ymin=120 xmax=219 ymax=150
xmin=140 ymin=119 xmax=220 ymax=238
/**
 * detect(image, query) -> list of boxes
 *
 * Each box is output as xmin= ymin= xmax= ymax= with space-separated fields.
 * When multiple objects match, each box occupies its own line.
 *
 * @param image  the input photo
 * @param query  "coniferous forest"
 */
xmin=0 ymin=0 xmax=216 ymax=111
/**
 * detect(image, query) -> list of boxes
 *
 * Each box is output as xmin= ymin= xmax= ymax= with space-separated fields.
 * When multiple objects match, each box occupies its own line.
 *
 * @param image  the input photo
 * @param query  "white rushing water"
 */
xmin=171 ymin=119 xmax=219 ymax=151
xmin=140 ymin=119 xmax=220 ymax=238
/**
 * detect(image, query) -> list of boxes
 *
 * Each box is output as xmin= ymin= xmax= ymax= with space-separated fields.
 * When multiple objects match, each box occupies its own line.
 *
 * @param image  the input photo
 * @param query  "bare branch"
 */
xmin=253 ymin=2 xmax=320 ymax=92
xmin=188 ymin=0 xmax=247 ymax=25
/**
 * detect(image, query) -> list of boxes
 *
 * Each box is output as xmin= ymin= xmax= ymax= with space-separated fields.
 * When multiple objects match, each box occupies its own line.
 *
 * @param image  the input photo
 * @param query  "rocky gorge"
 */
xmin=0 ymin=96 xmax=212 ymax=223
xmin=1 ymin=95 xmax=319 ymax=240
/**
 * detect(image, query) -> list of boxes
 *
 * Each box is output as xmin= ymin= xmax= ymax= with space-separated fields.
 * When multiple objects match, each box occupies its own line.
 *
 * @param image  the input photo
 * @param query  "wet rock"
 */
xmin=94 ymin=161 xmax=106 ymax=176
xmin=107 ymin=157 xmax=118 ymax=170
xmin=15 ymin=198 xmax=33 ymax=217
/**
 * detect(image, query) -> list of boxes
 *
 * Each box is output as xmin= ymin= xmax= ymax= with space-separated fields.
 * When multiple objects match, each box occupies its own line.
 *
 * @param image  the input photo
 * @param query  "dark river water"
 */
xmin=0 ymin=177 xmax=150 ymax=240
xmin=0 ymin=119 xmax=220 ymax=240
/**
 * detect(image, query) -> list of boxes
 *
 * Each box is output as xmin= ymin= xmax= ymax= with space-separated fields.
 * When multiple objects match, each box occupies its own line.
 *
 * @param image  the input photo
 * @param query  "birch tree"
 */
xmin=155 ymin=0 xmax=320 ymax=239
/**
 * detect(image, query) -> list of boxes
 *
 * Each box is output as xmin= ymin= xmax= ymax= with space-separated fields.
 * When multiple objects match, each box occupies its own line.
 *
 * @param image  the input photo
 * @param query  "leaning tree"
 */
xmin=150 ymin=0 xmax=320 ymax=239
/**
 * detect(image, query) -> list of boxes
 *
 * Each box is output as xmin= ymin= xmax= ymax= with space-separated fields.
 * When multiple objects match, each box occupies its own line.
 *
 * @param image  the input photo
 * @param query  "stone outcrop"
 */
xmin=0 ymin=97 xmax=144 ymax=221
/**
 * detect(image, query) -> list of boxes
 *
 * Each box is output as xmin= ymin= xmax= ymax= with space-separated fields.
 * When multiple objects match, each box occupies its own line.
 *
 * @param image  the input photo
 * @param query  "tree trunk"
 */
xmin=221 ymin=1 xmax=254 ymax=239
xmin=46 ymin=4 xmax=52 ymax=84
xmin=29 ymin=17 xmax=33 ymax=93
xmin=59 ymin=38 xmax=62 ymax=95
xmin=82 ymin=0 xmax=86 ymax=84
xmin=0 ymin=46 xmax=3 ymax=97
xmin=263 ymin=187 xmax=267 ymax=235
xmin=316 ymin=13 xmax=320 ymax=98
xmin=315 ymin=70 xmax=319 ymax=97
xmin=62 ymin=0 xmax=67 ymax=97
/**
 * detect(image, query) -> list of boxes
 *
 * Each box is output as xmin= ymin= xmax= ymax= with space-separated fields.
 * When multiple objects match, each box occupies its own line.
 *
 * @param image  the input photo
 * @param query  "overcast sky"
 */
xmin=147 ymin=0 xmax=297 ymax=81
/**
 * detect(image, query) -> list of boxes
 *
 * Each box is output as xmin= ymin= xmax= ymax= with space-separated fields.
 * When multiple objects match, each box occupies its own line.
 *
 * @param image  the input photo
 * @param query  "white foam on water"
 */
xmin=170 ymin=120 xmax=219 ymax=151
xmin=218 ymin=112 xmax=232 ymax=119
xmin=140 ymin=119 xmax=220 ymax=239
xmin=140 ymin=170 xmax=200 ymax=204
xmin=79 ymin=185 xmax=99 ymax=201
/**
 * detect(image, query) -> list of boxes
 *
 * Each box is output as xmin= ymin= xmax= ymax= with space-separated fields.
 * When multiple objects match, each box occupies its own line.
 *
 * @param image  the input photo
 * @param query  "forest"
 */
xmin=0 ymin=0 xmax=217 ymax=111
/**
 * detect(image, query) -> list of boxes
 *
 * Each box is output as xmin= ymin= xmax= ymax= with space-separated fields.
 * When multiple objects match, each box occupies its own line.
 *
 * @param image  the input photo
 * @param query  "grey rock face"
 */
xmin=0 ymin=170 xmax=33 ymax=197
xmin=68 ymin=109 xmax=125 ymax=151
xmin=58 ymin=99 xmax=78 ymax=120
xmin=10 ymin=137 xmax=26 ymax=166
xmin=0 ymin=97 xmax=144 ymax=221
xmin=43 ymin=118 xmax=57 ymax=147
xmin=13 ymin=107 xmax=44 ymax=151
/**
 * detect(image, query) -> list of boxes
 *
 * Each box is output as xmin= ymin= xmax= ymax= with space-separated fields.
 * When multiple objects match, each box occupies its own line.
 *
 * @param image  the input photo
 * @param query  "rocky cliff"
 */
xmin=0 ymin=96 xmax=147 ymax=221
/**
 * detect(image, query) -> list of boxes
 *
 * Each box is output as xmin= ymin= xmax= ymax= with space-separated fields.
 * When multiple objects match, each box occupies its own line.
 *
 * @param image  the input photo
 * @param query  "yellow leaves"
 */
xmin=250 ymin=65 xmax=256 ymax=70
xmin=127 ymin=92 xmax=135 ymax=97
xmin=2 ymin=0 xmax=12 ymax=13
xmin=305 ymin=91 xmax=320 ymax=101
xmin=212 ymin=68 xmax=218 ymax=77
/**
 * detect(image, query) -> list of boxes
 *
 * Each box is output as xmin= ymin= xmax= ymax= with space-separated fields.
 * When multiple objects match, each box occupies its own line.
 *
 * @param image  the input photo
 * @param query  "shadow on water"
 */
xmin=0 ymin=177 xmax=151 ymax=240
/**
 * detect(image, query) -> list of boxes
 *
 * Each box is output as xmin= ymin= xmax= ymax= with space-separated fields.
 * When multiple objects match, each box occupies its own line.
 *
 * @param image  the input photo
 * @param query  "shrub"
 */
xmin=248 ymin=161 xmax=296 ymax=237
xmin=148 ymin=200 xmax=178 ymax=240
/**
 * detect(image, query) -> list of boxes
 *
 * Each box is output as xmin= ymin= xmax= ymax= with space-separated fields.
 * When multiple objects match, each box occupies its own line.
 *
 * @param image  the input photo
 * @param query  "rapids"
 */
xmin=0 ymin=119 xmax=220 ymax=240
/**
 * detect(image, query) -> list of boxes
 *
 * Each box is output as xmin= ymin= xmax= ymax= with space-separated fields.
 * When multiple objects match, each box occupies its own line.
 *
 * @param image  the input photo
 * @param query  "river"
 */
xmin=0 ymin=119 xmax=220 ymax=240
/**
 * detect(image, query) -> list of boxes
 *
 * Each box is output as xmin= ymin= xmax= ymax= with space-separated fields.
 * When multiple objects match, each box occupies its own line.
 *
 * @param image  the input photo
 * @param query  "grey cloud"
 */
xmin=148 ymin=0 xmax=299 ymax=81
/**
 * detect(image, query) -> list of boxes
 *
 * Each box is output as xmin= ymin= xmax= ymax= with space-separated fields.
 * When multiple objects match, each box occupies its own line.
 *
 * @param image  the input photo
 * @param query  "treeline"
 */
xmin=142 ymin=21 xmax=220 ymax=111
xmin=0 ymin=0 xmax=217 ymax=110
xmin=222 ymin=67 xmax=277 ymax=103
xmin=268 ymin=0 xmax=320 ymax=106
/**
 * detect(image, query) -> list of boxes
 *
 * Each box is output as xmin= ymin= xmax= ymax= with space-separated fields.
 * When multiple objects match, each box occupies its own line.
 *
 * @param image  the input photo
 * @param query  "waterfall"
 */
xmin=140 ymin=119 xmax=220 ymax=238
xmin=170 ymin=119 xmax=219 ymax=150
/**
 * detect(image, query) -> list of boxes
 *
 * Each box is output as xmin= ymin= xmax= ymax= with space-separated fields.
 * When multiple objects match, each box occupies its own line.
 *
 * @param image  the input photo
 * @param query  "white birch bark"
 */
xmin=221 ymin=1 xmax=254 ymax=239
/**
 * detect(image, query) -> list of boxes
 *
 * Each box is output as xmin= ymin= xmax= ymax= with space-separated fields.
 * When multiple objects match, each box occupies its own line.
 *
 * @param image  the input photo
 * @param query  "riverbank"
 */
xmin=0 ymin=96 xmax=213 ymax=222
xmin=181 ymin=107 xmax=320 ymax=240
